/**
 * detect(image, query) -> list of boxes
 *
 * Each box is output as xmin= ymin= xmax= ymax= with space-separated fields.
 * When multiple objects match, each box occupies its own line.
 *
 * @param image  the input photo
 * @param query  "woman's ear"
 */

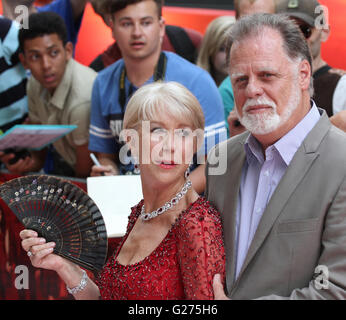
xmin=159 ymin=17 xmax=166 ymax=44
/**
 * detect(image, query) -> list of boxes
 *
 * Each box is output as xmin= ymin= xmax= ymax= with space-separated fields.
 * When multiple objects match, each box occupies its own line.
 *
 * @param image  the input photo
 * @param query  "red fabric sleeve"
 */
xmin=176 ymin=200 xmax=225 ymax=300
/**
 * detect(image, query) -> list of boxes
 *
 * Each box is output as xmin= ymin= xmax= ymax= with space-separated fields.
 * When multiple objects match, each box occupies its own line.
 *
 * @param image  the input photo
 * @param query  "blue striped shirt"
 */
xmin=0 ymin=16 xmax=28 ymax=132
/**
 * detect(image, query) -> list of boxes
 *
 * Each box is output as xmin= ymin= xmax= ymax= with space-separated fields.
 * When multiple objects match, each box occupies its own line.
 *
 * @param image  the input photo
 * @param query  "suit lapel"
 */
xmin=222 ymin=138 xmax=247 ymax=292
xmin=231 ymin=111 xmax=331 ymax=291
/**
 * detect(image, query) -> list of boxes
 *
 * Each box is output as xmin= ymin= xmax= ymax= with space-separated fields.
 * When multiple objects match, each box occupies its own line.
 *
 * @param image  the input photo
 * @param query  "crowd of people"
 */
xmin=0 ymin=0 xmax=345 ymax=300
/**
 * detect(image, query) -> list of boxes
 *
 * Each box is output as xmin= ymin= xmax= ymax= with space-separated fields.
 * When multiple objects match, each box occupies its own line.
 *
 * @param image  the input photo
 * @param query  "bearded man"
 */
xmin=206 ymin=13 xmax=346 ymax=299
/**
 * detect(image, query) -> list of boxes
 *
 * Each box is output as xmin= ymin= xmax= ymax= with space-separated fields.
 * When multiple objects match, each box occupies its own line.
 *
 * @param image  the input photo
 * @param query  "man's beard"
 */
xmin=236 ymin=82 xmax=301 ymax=135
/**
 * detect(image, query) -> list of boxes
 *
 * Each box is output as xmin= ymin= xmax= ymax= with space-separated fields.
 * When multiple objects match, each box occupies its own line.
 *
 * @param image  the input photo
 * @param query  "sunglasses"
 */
xmin=298 ymin=24 xmax=312 ymax=39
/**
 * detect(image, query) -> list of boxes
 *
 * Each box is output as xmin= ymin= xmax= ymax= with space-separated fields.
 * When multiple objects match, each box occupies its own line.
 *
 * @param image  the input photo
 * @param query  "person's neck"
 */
xmin=312 ymin=55 xmax=327 ymax=74
xmin=2 ymin=1 xmax=37 ymax=20
xmin=141 ymin=176 xmax=196 ymax=215
xmin=123 ymin=50 xmax=161 ymax=88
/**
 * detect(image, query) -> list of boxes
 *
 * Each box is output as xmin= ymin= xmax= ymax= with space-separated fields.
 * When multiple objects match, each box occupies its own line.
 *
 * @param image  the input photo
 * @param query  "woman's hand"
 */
xmin=19 ymin=229 xmax=67 ymax=272
xmin=20 ymin=229 xmax=101 ymax=299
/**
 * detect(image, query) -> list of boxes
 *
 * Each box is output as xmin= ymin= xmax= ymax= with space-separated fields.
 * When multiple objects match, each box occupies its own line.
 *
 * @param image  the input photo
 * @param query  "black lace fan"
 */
xmin=0 ymin=175 xmax=108 ymax=272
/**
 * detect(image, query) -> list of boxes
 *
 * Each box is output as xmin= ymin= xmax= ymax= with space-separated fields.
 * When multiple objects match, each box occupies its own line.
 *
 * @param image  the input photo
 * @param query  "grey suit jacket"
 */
xmin=205 ymin=111 xmax=346 ymax=299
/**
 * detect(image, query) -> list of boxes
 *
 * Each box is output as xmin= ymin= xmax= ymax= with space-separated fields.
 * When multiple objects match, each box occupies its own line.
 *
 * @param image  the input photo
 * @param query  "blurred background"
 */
xmin=1 ymin=0 xmax=345 ymax=69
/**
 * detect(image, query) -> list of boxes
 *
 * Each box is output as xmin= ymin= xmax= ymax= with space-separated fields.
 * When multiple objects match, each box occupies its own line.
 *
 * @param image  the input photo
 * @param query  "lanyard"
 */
xmin=118 ymin=52 xmax=167 ymax=114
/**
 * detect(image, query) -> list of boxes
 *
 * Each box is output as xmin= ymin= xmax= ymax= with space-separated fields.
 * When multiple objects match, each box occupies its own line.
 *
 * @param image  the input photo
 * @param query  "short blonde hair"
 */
xmin=197 ymin=16 xmax=236 ymax=76
xmin=123 ymin=81 xmax=205 ymax=132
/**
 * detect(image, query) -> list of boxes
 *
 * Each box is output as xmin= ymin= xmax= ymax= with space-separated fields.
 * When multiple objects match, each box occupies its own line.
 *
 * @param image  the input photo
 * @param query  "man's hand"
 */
xmin=0 ymin=149 xmax=45 ymax=175
xmin=213 ymin=274 xmax=230 ymax=300
xmin=90 ymin=164 xmax=117 ymax=177
xmin=0 ymin=151 xmax=34 ymax=175
xmin=89 ymin=152 xmax=119 ymax=176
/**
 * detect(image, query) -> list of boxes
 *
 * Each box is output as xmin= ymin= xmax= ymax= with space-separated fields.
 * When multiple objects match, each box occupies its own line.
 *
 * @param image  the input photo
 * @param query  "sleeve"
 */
xmin=88 ymin=78 xmax=117 ymax=154
xmin=37 ymin=0 xmax=82 ymax=46
xmin=0 ymin=17 xmax=18 ymax=65
xmin=27 ymin=79 xmax=41 ymax=124
xmin=257 ymin=176 xmax=346 ymax=300
xmin=332 ymin=75 xmax=346 ymax=114
xmin=219 ymin=76 xmax=235 ymax=138
xmin=176 ymin=202 xmax=226 ymax=300
xmin=190 ymin=70 xmax=228 ymax=156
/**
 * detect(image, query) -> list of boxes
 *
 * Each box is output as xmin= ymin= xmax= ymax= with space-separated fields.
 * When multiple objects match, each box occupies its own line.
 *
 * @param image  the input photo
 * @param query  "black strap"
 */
xmin=313 ymin=65 xmax=332 ymax=79
xmin=118 ymin=52 xmax=167 ymax=114
xmin=0 ymin=18 xmax=12 ymax=41
xmin=153 ymin=51 xmax=167 ymax=82
xmin=89 ymin=54 xmax=105 ymax=72
xmin=165 ymin=25 xmax=197 ymax=63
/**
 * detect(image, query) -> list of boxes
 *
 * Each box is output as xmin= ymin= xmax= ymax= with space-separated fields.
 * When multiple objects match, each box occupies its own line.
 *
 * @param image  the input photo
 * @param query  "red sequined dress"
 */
xmin=96 ymin=196 xmax=225 ymax=300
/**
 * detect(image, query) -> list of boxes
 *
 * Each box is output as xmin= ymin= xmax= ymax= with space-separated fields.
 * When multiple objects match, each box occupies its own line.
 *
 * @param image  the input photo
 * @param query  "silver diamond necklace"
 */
xmin=139 ymin=179 xmax=192 ymax=221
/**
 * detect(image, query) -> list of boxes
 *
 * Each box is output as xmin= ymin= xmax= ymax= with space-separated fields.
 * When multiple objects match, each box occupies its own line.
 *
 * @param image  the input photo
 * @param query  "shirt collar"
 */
xmin=244 ymin=101 xmax=321 ymax=166
xmin=274 ymin=101 xmax=320 ymax=165
xmin=244 ymin=135 xmax=264 ymax=164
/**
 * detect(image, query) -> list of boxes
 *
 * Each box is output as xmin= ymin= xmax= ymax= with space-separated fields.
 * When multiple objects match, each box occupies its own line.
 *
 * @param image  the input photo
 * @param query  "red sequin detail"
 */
xmin=96 ymin=197 xmax=225 ymax=300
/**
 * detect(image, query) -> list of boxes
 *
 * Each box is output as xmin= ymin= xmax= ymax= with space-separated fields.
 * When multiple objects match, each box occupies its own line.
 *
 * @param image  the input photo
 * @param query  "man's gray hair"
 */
xmin=226 ymin=13 xmax=314 ymax=96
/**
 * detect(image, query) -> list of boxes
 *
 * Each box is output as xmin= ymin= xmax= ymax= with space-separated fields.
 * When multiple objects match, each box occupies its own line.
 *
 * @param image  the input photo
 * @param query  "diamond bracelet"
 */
xmin=66 ymin=269 xmax=88 ymax=295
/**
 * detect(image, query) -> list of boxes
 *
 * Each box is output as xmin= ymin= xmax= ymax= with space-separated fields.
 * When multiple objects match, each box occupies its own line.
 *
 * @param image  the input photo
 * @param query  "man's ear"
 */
xmin=320 ymin=24 xmax=330 ymax=43
xmin=299 ymin=59 xmax=312 ymax=91
xmin=108 ymin=16 xmax=116 ymax=40
xmin=64 ymin=41 xmax=73 ymax=60
xmin=159 ymin=16 xmax=166 ymax=42
xmin=18 ymin=52 xmax=28 ymax=69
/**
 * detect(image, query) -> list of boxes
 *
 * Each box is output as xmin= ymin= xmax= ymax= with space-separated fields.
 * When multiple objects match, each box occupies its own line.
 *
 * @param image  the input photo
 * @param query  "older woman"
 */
xmin=19 ymin=82 xmax=225 ymax=300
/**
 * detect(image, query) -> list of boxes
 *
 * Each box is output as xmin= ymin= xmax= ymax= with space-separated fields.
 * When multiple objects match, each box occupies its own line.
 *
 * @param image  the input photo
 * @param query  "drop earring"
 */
xmin=184 ymin=166 xmax=190 ymax=179
xmin=133 ymin=156 xmax=140 ymax=175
